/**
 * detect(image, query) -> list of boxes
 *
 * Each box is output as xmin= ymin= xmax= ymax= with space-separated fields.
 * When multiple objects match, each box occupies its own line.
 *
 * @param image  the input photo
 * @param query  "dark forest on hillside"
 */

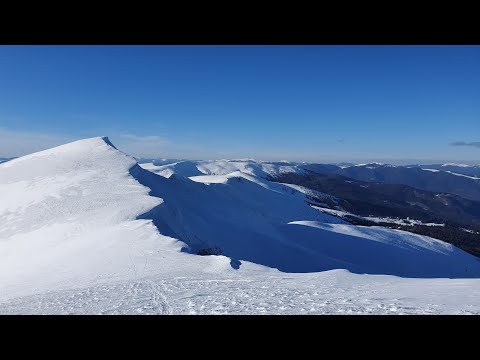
xmin=270 ymin=172 xmax=480 ymax=257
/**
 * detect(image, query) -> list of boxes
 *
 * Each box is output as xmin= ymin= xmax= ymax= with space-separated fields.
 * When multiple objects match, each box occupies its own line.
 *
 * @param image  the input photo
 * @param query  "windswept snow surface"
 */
xmin=0 ymin=137 xmax=191 ymax=298
xmin=3 ymin=270 xmax=480 ymax=314
xmin=2 ymin=137 xmax=480 ymax=314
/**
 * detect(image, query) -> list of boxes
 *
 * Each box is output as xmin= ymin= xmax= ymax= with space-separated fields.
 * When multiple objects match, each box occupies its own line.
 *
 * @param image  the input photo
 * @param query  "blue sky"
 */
xmin=0 ymin=45 xmax=479 ymax=163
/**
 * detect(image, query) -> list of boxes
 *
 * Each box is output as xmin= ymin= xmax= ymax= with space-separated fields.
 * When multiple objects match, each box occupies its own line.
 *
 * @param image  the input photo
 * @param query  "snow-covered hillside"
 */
xmin=2 ymin=137 xmax=480 ymax=314
xmin=135 ymin=157 xmax=480 ymax=277
xmin=139 ymin=158 xmax=304 ymax=179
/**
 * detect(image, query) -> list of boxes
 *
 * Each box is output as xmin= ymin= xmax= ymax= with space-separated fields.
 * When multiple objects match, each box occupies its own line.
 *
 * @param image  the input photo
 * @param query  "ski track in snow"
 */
xmin=2 ymin=270 xmax=480 ymax=315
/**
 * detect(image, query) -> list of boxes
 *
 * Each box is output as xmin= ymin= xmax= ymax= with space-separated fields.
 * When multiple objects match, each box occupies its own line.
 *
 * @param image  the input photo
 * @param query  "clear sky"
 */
xmin=0 ymin=45 xmax=479 ymax=164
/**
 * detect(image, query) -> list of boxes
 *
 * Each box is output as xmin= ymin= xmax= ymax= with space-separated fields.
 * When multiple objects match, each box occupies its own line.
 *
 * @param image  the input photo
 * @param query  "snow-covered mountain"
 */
xmin=139 ymin=158 xmax=304 ymax=179
xmin=419 ymin=164 xmax=480 ymax=178
xmin=2 ymin=137 xmax=480 ymax=314
xmin=302 ymin=162 xmax=480 ymax=201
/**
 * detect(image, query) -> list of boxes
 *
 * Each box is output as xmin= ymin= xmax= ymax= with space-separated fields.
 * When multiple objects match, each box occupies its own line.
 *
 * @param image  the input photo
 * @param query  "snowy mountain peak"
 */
xmin=38 ymin=136 xmax=115 ymax=153
xmin=1 ymin=136 xmax=119 ymax=167
xmin=352 ymin=162 xmax=397 ymax=169
xmin=48 ymin=136 xmax=119 ymax=154
xmin=100 ymin=136 xmax=118 ymax=149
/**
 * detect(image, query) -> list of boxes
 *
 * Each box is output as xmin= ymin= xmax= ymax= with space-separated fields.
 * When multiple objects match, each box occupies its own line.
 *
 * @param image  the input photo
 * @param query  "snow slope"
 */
xmin=0 ymin=137 xmax=249 ymax=300
xmin=140 ymin=161 xmax=204 ymax=178
xmin=2 ymin=137 xmax=480 ymax=314
xmin=133 ymin=164 xmax=480 ymax=277
xmin=3 ymin=269 xmax=480 ymax=314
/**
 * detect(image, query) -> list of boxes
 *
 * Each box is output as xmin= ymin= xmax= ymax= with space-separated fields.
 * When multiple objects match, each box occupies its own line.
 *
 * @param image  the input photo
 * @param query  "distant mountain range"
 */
xmin=271 ymin=171 xmax=480 ymax=228
xmin=302 ymin=162 xmax=480 ymax=202
xmin=269 ymin=163 xmax=480 ymax=257
xmin=412 ymin=164 xmax=480 ymax=177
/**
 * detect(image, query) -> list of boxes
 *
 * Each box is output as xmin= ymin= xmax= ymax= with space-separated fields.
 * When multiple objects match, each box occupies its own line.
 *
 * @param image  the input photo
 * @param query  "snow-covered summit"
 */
xmin=2 ymin=136 xmax=116 ymax=166
xmin=0 ymin=136 xmax=225 ymax=299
